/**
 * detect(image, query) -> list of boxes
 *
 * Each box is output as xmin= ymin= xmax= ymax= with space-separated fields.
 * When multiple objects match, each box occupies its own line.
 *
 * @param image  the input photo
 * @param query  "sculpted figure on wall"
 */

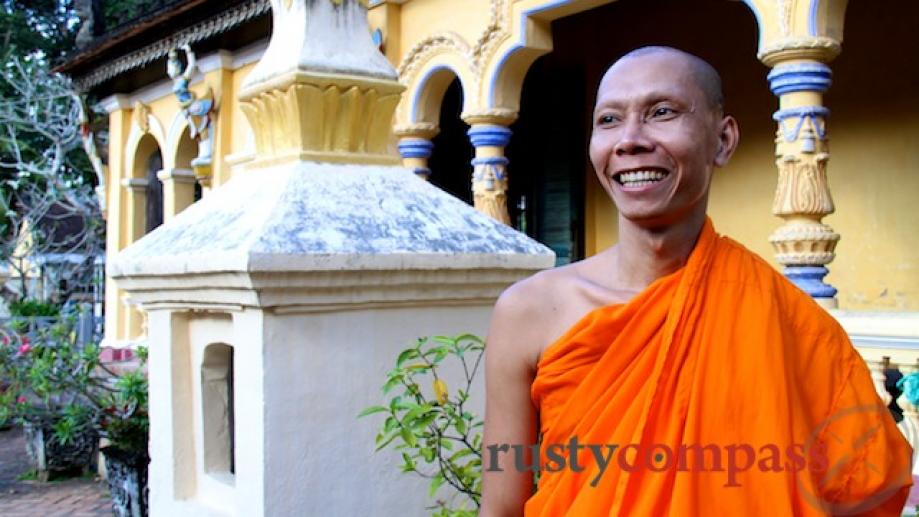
xmin=167 ymin=44 xmax=216 ymax=178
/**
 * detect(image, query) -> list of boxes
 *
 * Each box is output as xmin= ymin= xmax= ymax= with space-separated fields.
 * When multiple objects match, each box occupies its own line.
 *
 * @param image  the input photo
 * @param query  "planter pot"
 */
xmin=23 ymin=423 xmax=98 ymax=481
xmin=101 ymin=445 xmax=149 ymax=517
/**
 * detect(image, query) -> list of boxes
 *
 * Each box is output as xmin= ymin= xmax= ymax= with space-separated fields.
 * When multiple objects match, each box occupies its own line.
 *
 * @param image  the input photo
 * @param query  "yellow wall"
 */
xmin=103 ymin=0 xmax=918 ymax=346
xmin=398 ymin=0 xmax=492 ymax=60
xmin=565 ymin=0 xmax=917 ymax=312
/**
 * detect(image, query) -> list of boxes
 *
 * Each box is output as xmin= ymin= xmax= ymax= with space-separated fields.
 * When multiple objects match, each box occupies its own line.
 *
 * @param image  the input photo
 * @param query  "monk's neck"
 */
xmin=614 ymin=212 xmax=707 ymax=292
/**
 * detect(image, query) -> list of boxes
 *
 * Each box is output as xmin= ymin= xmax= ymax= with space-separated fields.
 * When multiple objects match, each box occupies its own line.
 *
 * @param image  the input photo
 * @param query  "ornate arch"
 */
xmin=397 ymin=32 xmax=478 ymax=126
xmin=124 ymin=104 xmax=167 ymax=180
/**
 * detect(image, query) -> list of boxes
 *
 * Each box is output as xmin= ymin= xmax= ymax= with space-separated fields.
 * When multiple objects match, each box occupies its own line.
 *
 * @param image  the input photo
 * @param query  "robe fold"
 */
xmin=526 ymin=218 xmax=912 ymax=516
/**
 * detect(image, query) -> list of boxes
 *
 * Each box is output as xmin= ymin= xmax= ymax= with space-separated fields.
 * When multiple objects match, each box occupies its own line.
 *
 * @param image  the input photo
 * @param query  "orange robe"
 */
xmin=527 ymin=218 xmax=912 ymax=516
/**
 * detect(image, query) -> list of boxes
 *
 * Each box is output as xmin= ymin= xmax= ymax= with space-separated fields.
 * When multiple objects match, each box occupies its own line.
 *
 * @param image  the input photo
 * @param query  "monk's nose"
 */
xmin=614 ymin=118 xmax=654 ymax=155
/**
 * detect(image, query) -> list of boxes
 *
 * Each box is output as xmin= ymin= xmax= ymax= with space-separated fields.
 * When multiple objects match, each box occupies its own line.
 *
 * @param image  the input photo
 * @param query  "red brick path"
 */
xmin=0 ymin=426 xmax=111 ymax=516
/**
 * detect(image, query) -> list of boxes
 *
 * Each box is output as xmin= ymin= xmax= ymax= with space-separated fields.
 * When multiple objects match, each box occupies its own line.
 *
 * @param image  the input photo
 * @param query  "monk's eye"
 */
xmin=650 ymin=106 xmax=678 ymax=120
xmin=597 ymin=114 xmax=620 ymax=126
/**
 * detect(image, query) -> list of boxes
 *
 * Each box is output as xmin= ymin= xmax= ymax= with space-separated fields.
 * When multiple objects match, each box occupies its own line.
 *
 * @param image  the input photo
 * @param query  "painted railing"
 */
xmin=836 ymin=312 xmax=919 ymax=516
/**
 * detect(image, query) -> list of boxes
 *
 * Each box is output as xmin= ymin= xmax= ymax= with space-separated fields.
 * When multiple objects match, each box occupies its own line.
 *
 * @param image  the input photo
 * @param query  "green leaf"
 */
xmin=375 ymin=430 xmax=399 ymax=451
xmin=429 ymin=471 xmax=446 ymax=497
xmin=399 ymin=426 xmax=417 ymax=448
xmin=449 ymin=448 xmax=474 ymax=462
xmin=396 ymin=348 xmax=419 ymax=368
xmin=356 ymin=405 xmax=389 ymax=418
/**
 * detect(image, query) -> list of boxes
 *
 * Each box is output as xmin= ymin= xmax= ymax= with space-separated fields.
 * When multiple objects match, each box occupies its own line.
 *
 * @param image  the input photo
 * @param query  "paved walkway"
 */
xmin=0 ymin=425 xmax=111 ymax=516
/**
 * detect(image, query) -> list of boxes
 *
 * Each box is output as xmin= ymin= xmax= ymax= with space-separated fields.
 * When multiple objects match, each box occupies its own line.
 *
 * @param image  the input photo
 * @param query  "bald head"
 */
xmin=611 ymin=46 xmax=724 ymax=113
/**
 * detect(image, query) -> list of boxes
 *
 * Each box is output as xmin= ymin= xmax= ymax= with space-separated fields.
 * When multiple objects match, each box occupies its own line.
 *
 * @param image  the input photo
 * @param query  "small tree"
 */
xmin=361 ymin=335 xmax=485 ymax=517
xmin=0 ymin=57 xmax=104 ymax=303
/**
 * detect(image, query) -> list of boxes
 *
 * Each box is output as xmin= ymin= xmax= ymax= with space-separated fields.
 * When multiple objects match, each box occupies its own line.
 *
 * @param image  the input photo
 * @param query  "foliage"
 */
xmin=0 ymin=57 xmax=105 ymax=303
xmin=0 ymin=1 xmax=79 ymax=65
xmin=0 ymin=313 xmax=96 ymax=445
xmin=0 ymin=311 xmax=148 ymax=454
xmin=360 ymin=334 xmax=485 ymax=517
xmin=9 ymin=298 xmax=60 ymax=317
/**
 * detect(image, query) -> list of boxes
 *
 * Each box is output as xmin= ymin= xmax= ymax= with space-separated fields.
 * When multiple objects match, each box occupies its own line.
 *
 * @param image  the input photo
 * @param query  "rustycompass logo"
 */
xmin=796 ymin=404 xmax=915 ymax=515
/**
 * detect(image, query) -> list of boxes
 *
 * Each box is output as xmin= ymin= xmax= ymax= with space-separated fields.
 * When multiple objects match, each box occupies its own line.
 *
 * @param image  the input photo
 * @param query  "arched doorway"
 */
xmin=428 ymin=78 xmax=474 ymax=205
xmin=131 ymin=133 xmax=164 ymax=237
xmin=507 ymin=57 xmax=587 ymax=265
xmin=175 ymin=126 xmax=203 ymax=203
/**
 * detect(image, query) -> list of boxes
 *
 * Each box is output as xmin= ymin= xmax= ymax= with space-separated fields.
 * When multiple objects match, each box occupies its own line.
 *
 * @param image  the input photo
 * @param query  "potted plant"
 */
xmin=0 ymin=315 xmax=98 ymax=481
xmin=360 ymin=334 xmax=484 ymax=517
xmin=0 ymin=310 xmax=150 ymax=515
xmin=96 ymin=347 xmax=149 ymax=517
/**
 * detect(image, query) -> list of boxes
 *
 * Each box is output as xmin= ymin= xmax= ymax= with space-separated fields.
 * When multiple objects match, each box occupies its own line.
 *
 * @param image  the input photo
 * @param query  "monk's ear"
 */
xmin=714 ymin=115 xmax=740 ymax=167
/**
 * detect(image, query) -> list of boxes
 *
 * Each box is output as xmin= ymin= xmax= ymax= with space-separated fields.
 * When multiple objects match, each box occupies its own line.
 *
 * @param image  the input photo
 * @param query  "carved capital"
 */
xmin=759 ymin=37 xmax=841 ymax=67
xmin=394 ymin=122 xmax=439 ymax=141
xmin=239 ymin=74 xmax=403 ymax=167
xmin=462 ymin=110 xmax=517 ymax=128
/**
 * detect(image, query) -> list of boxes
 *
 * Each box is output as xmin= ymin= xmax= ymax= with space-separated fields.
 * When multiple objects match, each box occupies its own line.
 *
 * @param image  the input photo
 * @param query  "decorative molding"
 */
xmin=133 ymin=101 xmax=151 ymax=133
xmin=393 ymin=122 xmax=439 ymax=140
xmin=397 ymin=139 xmax=434 ymax=159
xmin=782 ymin=266 xmax=837 ymax=299
xmin=772 ymin=154 xmax=834 ymax=215
xmin=397 ymin=0 xmax=510 ymax=121
xmin=398 ymin=31 xmax=473 ymax=79
xmin=156 ymin=168 xmax=198 ymax=184
xmin=99 ymin=94 xmax=131 ymax=113
xmin=239 ymin=75 xmax=403 ymax=167
xmin=467 ymin=124 xmax=512 ymax=148
xmin=462 ymin=109 xmax=518 ymax=128
xmin=767 ymin=62 xmax=832 ymax=95
xmin=773 ymin=106 xmax=829 ymax=142
xmin=196 ymin=50 xmax=235 ymax=74
xmin=759 ymin=36 xmax=840 ymax=66
xmin=72 ymin=0 xmax=270 ymax=91
xmin=121 ymin=178 xmax=150 ymax=190
xmin=471 ymin=157 xmax=510 ymax=225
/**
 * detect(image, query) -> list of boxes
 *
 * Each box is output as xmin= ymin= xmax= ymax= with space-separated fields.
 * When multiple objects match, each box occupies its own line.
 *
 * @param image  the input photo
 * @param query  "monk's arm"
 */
xmin=480 ymin=289 xmax=540 ymax=517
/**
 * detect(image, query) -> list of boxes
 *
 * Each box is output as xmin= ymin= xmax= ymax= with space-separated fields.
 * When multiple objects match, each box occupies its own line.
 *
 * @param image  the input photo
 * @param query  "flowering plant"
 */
xmin=0 ymin=313 xmax=148 ymax=454
xmin=0 ymin=317 xmax=96 ymax=445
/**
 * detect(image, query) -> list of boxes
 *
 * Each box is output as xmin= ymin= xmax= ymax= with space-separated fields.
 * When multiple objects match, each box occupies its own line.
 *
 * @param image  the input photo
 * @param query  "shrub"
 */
xmin=360 ymin=334 xmax=484 ymax=517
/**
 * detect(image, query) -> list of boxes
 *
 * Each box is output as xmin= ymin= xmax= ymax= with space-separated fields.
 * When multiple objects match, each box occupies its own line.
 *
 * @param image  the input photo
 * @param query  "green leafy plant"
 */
xmin=0 ymin=311 xmax=148 ymax=455
xmin=0 ymin=315 xmax=96 ymax=445
xmin=360 ymin=334 xmax=485 ymax=517
xmin=8 ymin=299 xmax=61 ymax=318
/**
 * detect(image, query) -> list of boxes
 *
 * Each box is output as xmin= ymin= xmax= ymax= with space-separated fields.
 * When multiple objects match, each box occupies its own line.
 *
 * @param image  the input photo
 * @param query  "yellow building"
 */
xmin=54 ymin=0 xmax=919 ymax=513
xmin=59 ymin=0 xmax=917 ymax=346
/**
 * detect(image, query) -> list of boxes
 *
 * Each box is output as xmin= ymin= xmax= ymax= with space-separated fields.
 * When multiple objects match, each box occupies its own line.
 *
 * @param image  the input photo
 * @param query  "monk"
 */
xmin=480 ymin=47 xmax=912 ymax=517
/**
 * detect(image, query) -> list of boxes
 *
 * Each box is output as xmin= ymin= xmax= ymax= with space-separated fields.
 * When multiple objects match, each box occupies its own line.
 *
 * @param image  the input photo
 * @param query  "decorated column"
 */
xmin=765 ymin=57 xmax=839 ymax=307
xmin=745 ymin=0 xmax=849 ymax=309
xmin=465 ymin=115 xmax=514 ymax=225
xmin=395 ymin=124 xmax=438 ymax=180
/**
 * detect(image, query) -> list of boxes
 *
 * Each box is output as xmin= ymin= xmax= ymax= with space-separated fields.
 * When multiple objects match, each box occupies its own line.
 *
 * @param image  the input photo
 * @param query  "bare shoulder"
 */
xmin=487 ymin=263 xmax=586 ymax=370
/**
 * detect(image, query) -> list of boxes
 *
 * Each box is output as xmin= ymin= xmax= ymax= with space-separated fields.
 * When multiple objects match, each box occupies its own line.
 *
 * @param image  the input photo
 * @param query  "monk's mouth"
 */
xmin=613 ymin=169 xmax=671 ymax=188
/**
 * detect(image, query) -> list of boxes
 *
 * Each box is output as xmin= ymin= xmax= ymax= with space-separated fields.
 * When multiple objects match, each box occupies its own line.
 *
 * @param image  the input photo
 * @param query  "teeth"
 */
xmin=618 ymin=170 xmax=667 ymax=185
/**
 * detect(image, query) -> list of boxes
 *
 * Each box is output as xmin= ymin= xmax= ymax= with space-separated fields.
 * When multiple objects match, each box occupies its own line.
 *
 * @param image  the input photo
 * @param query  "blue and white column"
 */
xmin=766 ymin=61 xmax=840 ymax=308
xmin=397 ymin=138 xmax=435 ymax=180
xmin=467 ymin=124 xmax=512 ymax=225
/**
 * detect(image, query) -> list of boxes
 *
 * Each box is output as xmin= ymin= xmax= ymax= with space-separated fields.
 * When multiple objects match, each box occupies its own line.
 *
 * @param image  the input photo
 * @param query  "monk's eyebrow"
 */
xmin=594 ymin=91 xmax=690 ymax=112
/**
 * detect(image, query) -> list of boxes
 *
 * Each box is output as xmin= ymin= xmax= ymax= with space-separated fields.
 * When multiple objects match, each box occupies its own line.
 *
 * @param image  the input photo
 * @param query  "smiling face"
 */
xmin=589 ymin=49 xmax=738 ymax=228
